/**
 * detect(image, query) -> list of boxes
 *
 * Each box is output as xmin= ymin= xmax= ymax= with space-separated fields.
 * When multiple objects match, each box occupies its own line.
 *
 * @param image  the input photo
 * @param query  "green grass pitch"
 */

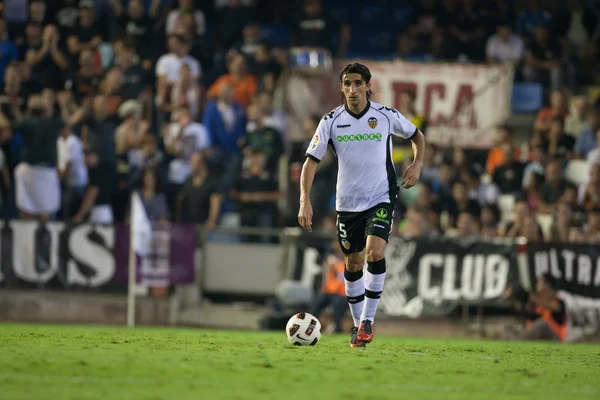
xmin=0 ymin=323 xmax=599 ymax=400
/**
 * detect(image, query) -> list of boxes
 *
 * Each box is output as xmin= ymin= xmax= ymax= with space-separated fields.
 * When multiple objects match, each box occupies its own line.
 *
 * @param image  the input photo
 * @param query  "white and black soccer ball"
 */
xmin=285 ymin=312 xmax=321 ymax=346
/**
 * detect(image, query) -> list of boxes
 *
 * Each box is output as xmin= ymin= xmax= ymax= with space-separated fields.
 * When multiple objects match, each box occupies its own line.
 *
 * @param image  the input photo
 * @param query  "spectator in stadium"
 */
xmin=485 ymin=20 xmax=524 ymax=66
xmin=239 ymin=99 xmax=284 ymax=173
xmin=568 ymin=226 xmax=586 ymax=243
xmin=414 ymin=183 xmax=442 ymax=231
xmin=398 ymin=90 xmax=427 ymax=134
xmin=447 ymin=0 xmax=488 ymax=62
xmin=163 ymin=106 xmax=211 ymax=216
xmin=420 ymin=143 xmax=441 ymax=184
xmin=565 ymin=95 xmax=589 ymax=137
xmin=81 ymin=94 xmax=117 ymax=167
xmin=520 ymin=273 xmax=567 ymax=342
xmin=574 ymin=106 xmax=599 ymax=159
xmin=479 ymin=204 xmax=500 ymax=237
xmin=492 ymin=142 xmax=526 ymax=195
xmin=292 ymin=0 xmax=350 ymax=57
xmin=0 ymin=18 xmax=19 ymax=88
xmin=66 ymin=1 xmax=105 ymax=62
xmin=463 ymin=168 xmax=500 ymax=207
xmin=486 ymin=125 xmax=516 ymax=175
xmin=167 ymin=63 xmax=202 ymax=120
xmin=155 ymin=33 xmax=201 ymax=123
xmin=73 ymin=147 xmax=116 ymax=225
xmin=430 ymin=162 xmax=454 ymax=204
xmin=398 ymin=205 xmax=439 ymax=238
xmin=251 ymin=42 xmax=283 ymax=93
xmin=578 ymin=164 xmax=600 ymax=211
xmin=516 ymin=1 xmax=552 ymax=40
xmin=546 ymin=116 xmax=575 ymax=159
xmin=115 ymin=99 xmax=149 ymax=170
xmin=138 ymin=167 xmax=168 ymax=222
xmin=534 ymin=90 xmax=568 ymax=134
xmin=177 ymin=151 xmax=222 ymax=230
xmin=230 ymin=149 xmax=281 ymax=242
xmin=248 ymin=91 xmax=287 ymax=141
xmin=165 ymin=0 xmax=206 ymax=38
xmin=109 ymin=0 xmax=160 ymax=68
xmin=522 ymin=144 xmax=548 ymax=190
xmin=0 ymin=95 xmax=63 ymax=220
xmin=547 ymin=201 xmax=574 ymax=242
xmin=446 ymin=211 xmax=480 ymax=238
xmin=57 ymin=124 xmax=87 ymax=220
xmin=522 ymin=25 xmax=562 ymax=91
xmin=445 ymin=180 xmax=481 ymax=228
xmin=26 ymin=23 xmax=70 ymax=91
xmin=207 ymin=52 xmax=257 ymax=109
xmin=583 ymin=208 xmax=600 ymax=243
xmin=215 ymin=0 xmax=256 ymax=52
xmin=500 ymin=199 xmax=543 ymax=239
xmin=402 ymin=0 xmax=444 ymax=57
xmin=310 ymin=238 xmax=347 ymax=334
xmin=522 ymin=171 xmax=545 ymax=214
xmin=202 ymin=82 xmax=246 ymax=192
xmin=584 ymin=128 xmax=600 ymax=165
xmin=538 ymin=159 xmax=576 ymax=213
xmin=554 ymin=0 xmax=598 ymax=59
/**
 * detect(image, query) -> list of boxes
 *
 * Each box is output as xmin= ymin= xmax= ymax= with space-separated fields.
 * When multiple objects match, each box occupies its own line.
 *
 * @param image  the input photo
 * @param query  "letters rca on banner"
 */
xmin=320 ymin=60 xmax=513 ymax=148
xmin=0 ymin=221 xmax=196 ymax=292
xmin=296 ymin=236 xmax=600 ymax=340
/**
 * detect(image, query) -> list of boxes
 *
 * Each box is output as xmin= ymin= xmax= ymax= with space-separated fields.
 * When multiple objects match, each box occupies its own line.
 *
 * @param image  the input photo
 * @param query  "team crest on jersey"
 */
xmin=310 ymin=134 xmax=319 ymax=149
xmin=341 ymin=239 xmax=351 ymax=250
xmin=368 ymin=117 xmax=378 ymax=129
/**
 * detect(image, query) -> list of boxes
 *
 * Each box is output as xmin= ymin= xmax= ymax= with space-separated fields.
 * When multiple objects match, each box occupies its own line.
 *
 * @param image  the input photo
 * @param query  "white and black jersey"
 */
xmin=305 ymin=101 xmax=417 ymax=212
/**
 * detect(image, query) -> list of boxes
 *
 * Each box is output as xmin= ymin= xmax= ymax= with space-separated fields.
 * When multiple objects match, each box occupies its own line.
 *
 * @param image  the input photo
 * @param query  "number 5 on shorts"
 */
xmin=336 ymin=215 xmax=347 ymax=238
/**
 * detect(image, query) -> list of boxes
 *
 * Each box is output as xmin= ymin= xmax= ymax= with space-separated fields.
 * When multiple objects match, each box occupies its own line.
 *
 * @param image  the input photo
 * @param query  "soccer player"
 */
xmin=298 ymin=62 xmax=425 ymax=347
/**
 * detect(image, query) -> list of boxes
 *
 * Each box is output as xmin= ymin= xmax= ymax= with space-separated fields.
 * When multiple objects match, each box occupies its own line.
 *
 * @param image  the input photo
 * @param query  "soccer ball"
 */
xmin=285 ymin=312 xmax=321 ymax=346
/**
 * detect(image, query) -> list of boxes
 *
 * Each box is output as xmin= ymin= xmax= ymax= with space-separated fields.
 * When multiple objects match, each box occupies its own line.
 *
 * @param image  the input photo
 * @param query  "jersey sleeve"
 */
xmin=304 ymin=117 xmax=331 ymax=162
xmin=388 ymin=108 xmax=418 ymax=140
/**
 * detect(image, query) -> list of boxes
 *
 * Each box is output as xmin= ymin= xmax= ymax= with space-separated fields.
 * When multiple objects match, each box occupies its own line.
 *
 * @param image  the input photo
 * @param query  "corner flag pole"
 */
xmin=127 ymin=193 xmax=137 ymax=328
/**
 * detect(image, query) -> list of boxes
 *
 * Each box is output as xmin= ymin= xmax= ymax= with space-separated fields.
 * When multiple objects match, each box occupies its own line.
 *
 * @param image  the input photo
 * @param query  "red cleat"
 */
xmin=350 ymin=327 xmax=366 ymax=348
xmin=357 ymin=320 xmax=373 ymax=343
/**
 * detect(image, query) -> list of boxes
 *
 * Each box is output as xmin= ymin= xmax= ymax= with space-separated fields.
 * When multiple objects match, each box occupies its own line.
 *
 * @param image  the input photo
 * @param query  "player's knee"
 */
xmin=345 ymin=256 xmax=363 ymax=272
xmin=366 ymin=248 xmax=385 ymax=262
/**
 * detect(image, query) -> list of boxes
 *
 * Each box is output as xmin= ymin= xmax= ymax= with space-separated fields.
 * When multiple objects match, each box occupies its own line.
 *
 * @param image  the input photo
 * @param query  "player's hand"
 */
xmin=401 ymin=161 xmax=422 ymax=189
xmin=298 ymin=201 xmax=313 ymax=232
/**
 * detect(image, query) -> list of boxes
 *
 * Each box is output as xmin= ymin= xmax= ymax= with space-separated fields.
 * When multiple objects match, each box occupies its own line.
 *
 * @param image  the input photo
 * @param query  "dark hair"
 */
xmin=339 ymin=62 xmax=373 ymax=102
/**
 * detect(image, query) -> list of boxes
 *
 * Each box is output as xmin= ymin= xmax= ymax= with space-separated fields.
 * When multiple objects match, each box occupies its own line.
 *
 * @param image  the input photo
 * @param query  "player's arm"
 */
xmin=298 ymin=116 xmax=331 ymax=231
xmin=389 ymin=107 xmax=425 ymax=188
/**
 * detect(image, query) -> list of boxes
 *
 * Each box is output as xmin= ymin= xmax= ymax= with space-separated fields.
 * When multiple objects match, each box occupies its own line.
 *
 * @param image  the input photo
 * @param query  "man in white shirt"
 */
xmin=164 ymin=107 xmax=211 ymax=214
xmin=165 ymin=0 xmax=206 ymax=37
xmin=486 ymin=22 xmax=524 ymax=65
xmin=155 ymin=33 xmax=201 ymax=115
xmin=57 ymin=127 xmax=87 ymax=219
xmin=299 ymin=62 xmax=426 ymax=348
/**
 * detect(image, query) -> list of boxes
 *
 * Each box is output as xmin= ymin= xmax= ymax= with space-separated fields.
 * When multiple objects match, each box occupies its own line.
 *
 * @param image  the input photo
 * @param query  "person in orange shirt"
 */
xmin=486 ymin=125 xmax=522 ymax=174
xmin=520 ymin=273 xmax=567 ymax=342
xmin=534 ymin=89 xmax=569 ymax=135
xmin=207 ymin=52 xmax=257 ymax=108
xmin=311 ymin=239 xmax=347 ymax=333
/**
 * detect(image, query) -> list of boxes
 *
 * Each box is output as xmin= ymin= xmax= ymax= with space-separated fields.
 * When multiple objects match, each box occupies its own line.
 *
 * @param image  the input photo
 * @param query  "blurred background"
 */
xmin=0 ymin=0 xmax=599 ymax=343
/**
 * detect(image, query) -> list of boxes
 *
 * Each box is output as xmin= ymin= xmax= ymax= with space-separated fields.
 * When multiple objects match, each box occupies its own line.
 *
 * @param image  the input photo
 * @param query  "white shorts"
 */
xmin=15 ymin=163 xmax=60 ymax=215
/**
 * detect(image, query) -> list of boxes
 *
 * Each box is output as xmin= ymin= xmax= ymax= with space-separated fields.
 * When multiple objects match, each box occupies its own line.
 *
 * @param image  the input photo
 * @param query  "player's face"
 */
xmin=341 ymin=73 xmax=369 ymax=109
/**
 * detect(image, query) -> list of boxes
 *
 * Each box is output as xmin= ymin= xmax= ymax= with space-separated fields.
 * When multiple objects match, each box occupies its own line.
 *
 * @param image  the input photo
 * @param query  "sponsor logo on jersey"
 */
xmin=341 ymin=239 xmax=351 ymax=250
xmin=336 ymin=133 xmax=382 ymax=142
xmin=310 ymin=134 xmax=319 ymax=149
xmin=337 ymin=124 xmax=350 ymax=128
xmin=374 ymin=224 xmax=385 ymax=229
xmin=368 ymin=117 xmax=378 ymax=129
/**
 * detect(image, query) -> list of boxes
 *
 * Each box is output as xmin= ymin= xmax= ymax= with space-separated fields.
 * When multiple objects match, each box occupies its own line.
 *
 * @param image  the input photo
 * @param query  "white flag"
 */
xmin=131 ymin=191 xmax=152 ymax=256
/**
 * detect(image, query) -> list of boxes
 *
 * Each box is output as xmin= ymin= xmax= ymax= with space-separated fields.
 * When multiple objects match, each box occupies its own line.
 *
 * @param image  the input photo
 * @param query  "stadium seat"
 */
xmin=511 ymin=83 xmax=543 ymax=113
xmin=564 ymin=159 xmax=590 ymax=186
xmin=498 ymin=194 xmax=516 ymax=221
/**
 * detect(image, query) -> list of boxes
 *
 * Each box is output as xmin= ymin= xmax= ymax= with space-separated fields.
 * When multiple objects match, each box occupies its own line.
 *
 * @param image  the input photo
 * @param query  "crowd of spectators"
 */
xmin=0 ymin=0 xmax=599 ymax=246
